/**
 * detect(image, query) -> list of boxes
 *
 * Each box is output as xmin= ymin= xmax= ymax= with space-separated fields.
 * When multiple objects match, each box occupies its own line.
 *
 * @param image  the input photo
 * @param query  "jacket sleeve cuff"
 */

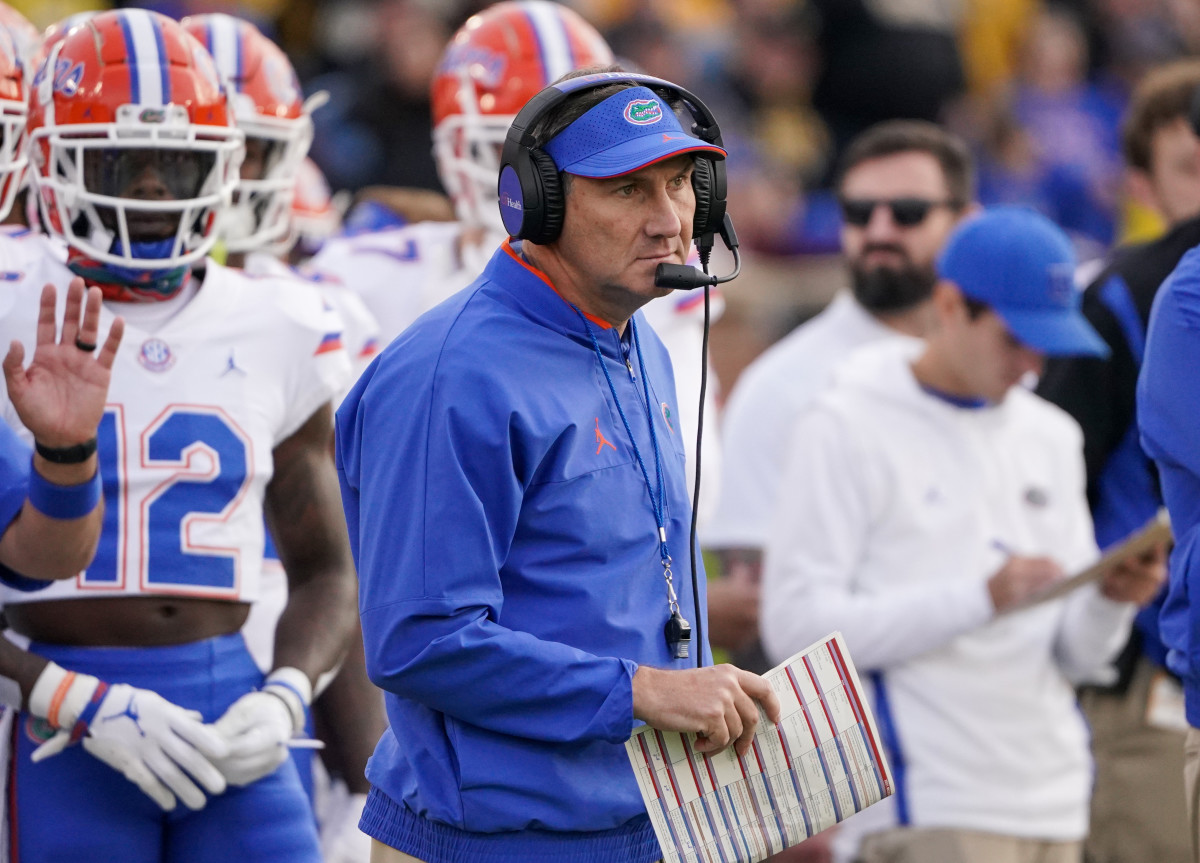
xmin=600 ymin=658 xmax=639 ymax=744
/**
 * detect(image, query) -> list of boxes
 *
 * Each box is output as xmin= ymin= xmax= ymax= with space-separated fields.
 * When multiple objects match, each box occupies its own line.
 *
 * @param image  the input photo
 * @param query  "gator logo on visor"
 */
xmin=624 ymin=99 xmax=663 ymax=125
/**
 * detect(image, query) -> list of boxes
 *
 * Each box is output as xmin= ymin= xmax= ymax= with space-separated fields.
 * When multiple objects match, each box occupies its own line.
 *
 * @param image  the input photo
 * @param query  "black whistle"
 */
xmin=665 ymin=611 xmax=692 ymax=659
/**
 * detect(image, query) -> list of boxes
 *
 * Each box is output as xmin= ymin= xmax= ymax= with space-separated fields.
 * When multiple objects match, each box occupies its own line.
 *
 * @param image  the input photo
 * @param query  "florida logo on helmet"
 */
xmin=50 ymin=59 xmax=84 ymax=98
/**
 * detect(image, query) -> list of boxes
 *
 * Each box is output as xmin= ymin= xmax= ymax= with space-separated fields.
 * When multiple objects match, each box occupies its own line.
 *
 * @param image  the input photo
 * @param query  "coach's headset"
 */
xmin=497 ymin=71 xmax=740 ymax=290
xmin=498 ymin=72 xmax=741 ymax=667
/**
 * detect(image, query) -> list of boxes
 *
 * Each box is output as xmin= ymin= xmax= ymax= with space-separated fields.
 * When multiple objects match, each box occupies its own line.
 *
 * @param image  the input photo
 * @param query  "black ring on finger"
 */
xmin=74 ymin=337 xmax=97 ymax=353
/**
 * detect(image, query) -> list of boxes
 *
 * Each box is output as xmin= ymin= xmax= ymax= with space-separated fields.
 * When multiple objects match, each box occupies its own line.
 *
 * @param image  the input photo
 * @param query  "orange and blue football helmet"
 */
xmin=431 ymin=0 xmax=613 ymax=233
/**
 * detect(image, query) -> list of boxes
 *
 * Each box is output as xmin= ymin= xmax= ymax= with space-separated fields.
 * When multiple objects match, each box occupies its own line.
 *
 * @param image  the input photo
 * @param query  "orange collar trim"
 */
xmin=501 ymin=238 xmax=612 ymax=330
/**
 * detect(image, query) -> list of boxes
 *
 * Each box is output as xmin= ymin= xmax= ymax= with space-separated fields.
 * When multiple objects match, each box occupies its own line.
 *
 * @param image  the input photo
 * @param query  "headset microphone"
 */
xmin=654 ymin=212 xmax=742 ymax=290
xmin=654 ymin=264 xmax=716 ymax=290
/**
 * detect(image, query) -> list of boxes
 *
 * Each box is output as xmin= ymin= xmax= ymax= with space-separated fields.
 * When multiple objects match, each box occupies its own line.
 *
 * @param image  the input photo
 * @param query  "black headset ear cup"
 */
xmin=691 ymin=157 xmax=714 ymax=238
xmin=527 ymin=148 xmax=565 ymax=244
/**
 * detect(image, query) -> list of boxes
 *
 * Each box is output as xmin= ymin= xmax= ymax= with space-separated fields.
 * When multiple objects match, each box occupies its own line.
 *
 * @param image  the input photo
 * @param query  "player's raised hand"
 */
xmin=2 ymin=278 xmax=124 ymax=449
xmin=29 ymin=664 xmax=230 ymax=811
xmin=632 ymin=664 xmax=782 ymax=757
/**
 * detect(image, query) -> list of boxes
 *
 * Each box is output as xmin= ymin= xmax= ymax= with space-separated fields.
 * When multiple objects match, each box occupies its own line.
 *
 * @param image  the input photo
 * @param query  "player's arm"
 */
xmin=0 ymin=279 xmax=124 ymax=580
xmin=265 ymin=402 xmax=358 ymax=680
xmin=213 ymin=403 xmax=358 ymax=785
xmin=311 ymin=626 xmax=386 ymax=863
xmin=312 ymin=625 xmax=385 ymax=794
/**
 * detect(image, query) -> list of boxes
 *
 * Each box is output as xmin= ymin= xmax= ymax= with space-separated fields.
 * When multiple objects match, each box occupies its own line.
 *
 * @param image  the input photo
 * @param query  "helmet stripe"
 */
xmin=117 ymin=13 xmax=139 ymax=103
xmin=207 ymin=15 xmax=241 ymax=88
xmin=121 ymin=10 xmax=165 ymax=106
xmin=523 ymin=2 xmax=574 ymax=85
xmin=151 ymin=17 xmax=170 ymax=103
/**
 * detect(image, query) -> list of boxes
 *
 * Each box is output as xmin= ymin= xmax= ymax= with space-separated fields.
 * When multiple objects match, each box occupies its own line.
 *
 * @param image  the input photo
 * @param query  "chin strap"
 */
xmin=67 ymin=238 xmax=189 ymax=302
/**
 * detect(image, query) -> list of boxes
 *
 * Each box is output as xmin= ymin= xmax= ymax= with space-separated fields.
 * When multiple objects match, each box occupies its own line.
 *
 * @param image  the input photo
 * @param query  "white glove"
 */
xmin=28 ymin=663 xmax=230 ymax=811
xmin=322 ymin=791 xmax=371 ymax=863
xmin=212 ymin=667 xmax=311 ymax=787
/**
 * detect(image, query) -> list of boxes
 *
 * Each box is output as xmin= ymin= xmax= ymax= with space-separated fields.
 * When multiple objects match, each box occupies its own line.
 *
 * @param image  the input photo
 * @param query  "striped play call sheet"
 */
xmin=626 ymin=632 xmax=892 ymax=863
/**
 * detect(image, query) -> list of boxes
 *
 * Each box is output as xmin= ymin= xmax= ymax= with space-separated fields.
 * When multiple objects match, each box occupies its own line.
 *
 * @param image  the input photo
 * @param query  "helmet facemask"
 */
xmin=222 ymin=100 xmax=312 ymax=253
xmin=33 ymin=103 xmax=244 ymax=271
xmin=433 ymin=105 xmax=510 ymax=236
xmin=0 ymin=88 xmax=27 ymax=222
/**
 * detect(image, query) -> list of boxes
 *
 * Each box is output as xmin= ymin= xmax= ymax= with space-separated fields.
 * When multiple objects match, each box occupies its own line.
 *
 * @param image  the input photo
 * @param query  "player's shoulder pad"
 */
xmin=0 ymin=252 xmax=73 ymax=323
xmin=209 ymin=260 xmax=340 ymax=338
xmin=327 ymin=219 xmax=460 ymax=261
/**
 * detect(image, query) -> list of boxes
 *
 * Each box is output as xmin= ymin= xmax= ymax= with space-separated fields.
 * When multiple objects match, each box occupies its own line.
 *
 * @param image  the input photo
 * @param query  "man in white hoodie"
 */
xmin=706 ymin=120 xmax=975 ymax=673
xmin=762 ymin=207 xmax=1167 ymax=863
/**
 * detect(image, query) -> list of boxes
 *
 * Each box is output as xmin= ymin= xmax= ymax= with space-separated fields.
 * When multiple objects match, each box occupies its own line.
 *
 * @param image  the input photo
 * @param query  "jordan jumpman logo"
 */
xmin=103 ymin=693 xmax=146 ymax=738
xmin=595 ymin=417 xmax=616 ymax=454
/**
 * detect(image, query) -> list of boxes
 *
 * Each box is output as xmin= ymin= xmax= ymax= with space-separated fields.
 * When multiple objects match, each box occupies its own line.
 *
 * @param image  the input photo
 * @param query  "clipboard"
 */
xmin=1000 ymin=509 xmax=1172 ymax=615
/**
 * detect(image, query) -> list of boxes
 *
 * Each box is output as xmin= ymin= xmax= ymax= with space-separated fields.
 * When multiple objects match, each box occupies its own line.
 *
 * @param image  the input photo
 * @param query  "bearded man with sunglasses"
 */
xmin=706 ymin=121 xmax=976 ymax=670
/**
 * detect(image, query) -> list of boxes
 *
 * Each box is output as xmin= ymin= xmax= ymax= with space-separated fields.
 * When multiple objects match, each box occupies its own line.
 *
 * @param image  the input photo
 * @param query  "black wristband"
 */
xmin=35 ymin=437 xmax=98 ymax=464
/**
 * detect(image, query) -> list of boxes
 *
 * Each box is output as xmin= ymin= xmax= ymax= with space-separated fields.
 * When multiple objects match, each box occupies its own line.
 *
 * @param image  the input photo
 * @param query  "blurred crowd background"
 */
xmin=15 ymin=0 xmax=1199 ymax=391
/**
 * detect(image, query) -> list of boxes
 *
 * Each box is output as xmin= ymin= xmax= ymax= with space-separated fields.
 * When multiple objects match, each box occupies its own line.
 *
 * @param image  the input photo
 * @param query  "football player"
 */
xmin=0 ymin=17 xmax=26 ymax=227
xmin=0 ymin=11 xmax=357 ymax=862
xmin=0 ymin=5 xmax=37 ymax=240
xmin=283 ymin=157 xmax=343 ymax=266
xmin=179 ymin=17 xmax=383 ymax=861
xmin=0 ymin=278 xmax=131 ymax=863
xmin=181 ymin=13 xmax=379 ymax=385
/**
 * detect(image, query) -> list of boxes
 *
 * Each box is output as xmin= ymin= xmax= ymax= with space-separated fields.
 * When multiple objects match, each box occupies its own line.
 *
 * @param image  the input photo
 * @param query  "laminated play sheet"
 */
xmin=626 ymin=632 xmax=891 ymax=863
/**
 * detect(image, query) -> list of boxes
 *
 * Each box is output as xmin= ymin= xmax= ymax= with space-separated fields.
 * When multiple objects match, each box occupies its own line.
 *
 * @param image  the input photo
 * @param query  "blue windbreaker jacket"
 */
xmin=336 ymin=240 xmax=708 ymax=863
xmin=1139 ymin=245 xmax=1200 ymax=727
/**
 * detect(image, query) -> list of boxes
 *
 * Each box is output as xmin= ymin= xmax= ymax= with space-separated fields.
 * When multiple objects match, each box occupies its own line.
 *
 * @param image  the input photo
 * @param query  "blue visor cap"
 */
xmin=543 ymin=86 xmax=726 ymax=178
xmin=937 ymin=206 xmax=1110 ymax=358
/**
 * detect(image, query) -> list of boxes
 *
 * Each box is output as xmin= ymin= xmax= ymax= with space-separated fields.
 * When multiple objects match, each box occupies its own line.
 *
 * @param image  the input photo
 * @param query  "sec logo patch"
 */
xmin=138 ymin=338 xmax=175 ymax=373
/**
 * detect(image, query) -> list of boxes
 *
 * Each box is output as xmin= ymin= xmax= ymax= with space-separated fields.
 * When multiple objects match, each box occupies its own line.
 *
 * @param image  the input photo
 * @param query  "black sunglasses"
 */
xmin=839 ymin=197 xmax=961 ymax=228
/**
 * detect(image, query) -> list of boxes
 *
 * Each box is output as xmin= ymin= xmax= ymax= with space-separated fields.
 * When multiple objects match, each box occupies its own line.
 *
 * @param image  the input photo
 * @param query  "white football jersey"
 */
xmin=244 ymin=250 xmax=382 ymax=397
xmin=305 ymin=220 xmax=473 ymax=345
xmin=0 ymin=258 xmax=350 ymax=606
xmin=0 ymin=226 xmax=66 ymax=274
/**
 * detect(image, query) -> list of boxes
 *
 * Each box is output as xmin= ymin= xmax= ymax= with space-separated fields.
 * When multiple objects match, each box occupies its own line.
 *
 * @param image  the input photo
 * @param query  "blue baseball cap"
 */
xmin=543 ymin=86 xmax=726 ymax=178
xmin=937 ymin=207 xmax=1109 ymax=358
